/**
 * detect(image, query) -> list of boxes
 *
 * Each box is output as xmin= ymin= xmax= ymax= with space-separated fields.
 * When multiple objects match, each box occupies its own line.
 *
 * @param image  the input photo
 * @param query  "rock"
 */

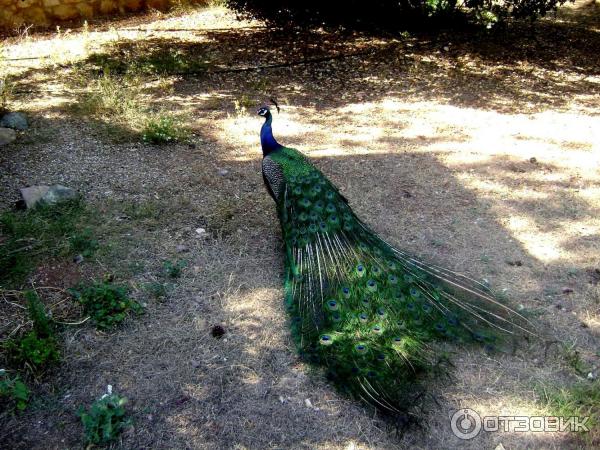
xmin=195 ymin=227 xmax=206 ymax=235
xmin=73 ymin=254 xmax=84 ymax=264
xmin=0 ymin=127 xmax=16 ymax=145
xmin=0 ymin=112 xmax=28 ymax=131
xmin=562 ymin=287 xmax=574 ymax=294
xmin=19 ymin=185 xmax=78 ymax=209
xmin=176 ymin=244 xmax=189 ymax=253
xmin=587 ymin=372 xmax=596 ymax=380
xmin=218 ymin=168 xmax=229 ymax=176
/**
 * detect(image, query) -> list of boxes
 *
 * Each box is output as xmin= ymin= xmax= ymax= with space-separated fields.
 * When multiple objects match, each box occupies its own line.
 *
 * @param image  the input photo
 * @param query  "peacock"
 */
xmin=257 ymin=103 xmax=532 ymax=421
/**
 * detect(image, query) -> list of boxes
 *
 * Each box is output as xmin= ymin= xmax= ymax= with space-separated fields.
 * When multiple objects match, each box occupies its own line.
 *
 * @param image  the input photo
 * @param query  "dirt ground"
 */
xmin=1 ymin=1 xmax=599 ymax=449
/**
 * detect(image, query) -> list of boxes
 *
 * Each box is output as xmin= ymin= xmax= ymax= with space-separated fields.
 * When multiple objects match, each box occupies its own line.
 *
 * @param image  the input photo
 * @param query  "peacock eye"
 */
xmin=366 ymin=279 xmax=377 ymax=292
xmin=327 ymin=300 xmax=339 ymax=311
xmin=359 ymin=313 xmax=368 ymax=322
xmin=372 ymin=325 xmax=382 ymax=334
xmin=341 ymin=287 xmax=350 ymax=297
xmin=354 ymin=343 xmax=367 ymax=354
xmin=319 ymin=335 xmax=333 ymax=345
xmin=377 ymin=353 xmax=386 ymax=361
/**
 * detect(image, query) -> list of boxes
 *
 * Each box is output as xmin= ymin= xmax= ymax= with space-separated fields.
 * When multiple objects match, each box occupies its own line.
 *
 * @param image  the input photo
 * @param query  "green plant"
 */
xmin=70 ymin=282 xmax=142 ymax=330
xmin=4 ymin=292 xmax=60 ymax=374
xmin=5 ymin=332 xmax=60 ymax=374
xmin=26 ymin=291 xmax=53 ymax=338
xmin=69 ymin=227 xmax=99 ymax=257
xmin=79 ymin=392 xmax=131 ymax=445
xmin=0 ymin=370 xmax=30 ymax=412
xmin=142 ymin=114 xmax=189 ymax=144
xmin=163 ymin=259 xmax=187 ymax=278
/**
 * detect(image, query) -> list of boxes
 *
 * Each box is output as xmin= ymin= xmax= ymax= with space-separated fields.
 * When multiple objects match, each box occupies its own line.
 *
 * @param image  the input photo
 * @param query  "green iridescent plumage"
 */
xmin=258 ymin=106 xmax=532 ymax=419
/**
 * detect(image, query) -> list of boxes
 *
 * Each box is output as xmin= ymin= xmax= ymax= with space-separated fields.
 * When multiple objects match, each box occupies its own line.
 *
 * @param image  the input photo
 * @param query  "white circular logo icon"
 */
xmin=451 ymin=408 xmax=482 ymax=440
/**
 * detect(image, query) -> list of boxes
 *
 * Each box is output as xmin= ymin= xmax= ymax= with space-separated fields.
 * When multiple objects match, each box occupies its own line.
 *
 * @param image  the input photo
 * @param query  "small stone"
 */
xmin=176 ymin=244 xmax=189 ymax=253
xmin=218 ymin=169 xmax=229 ymax=176
xmin=304 ymin=398 xmax=313 ymax=408
xmin=562 ymin=287 xmax=574 ymax=294
xmin=0 ymin=127 xmax=16 ymax=146
xmin=20 ymin=185 xmax=78 ymax=209
xmin=191 ymin=360 xmax=201 ymax=368
xmin=279 ymin=395 xmax=285 ymax=403
xmin=73 ymin=254 xmax=84 ymax=264
xmin=587 ymin=372 xmax=596 ymax=380
xmin=529 ymin=157 xmax=537 ymax=164
xmin=0 ymin=112 xmax=28 ymax=130
xmin=443 ymin=46 xmax=449 ymax=51
xmin=195 ymin=227 xmax=207 ymax=236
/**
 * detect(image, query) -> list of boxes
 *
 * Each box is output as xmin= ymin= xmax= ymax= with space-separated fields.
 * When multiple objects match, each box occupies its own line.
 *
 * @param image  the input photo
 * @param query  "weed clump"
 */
xmin=0 ymin=370 xmax=30 ymax=412
xmin=79 ymin=390 xmax=131 ymax=446
xmin=70 ymin=282 xmax=142 ymax=330
xmin=4 ymin=292 xmax=60 ymax=375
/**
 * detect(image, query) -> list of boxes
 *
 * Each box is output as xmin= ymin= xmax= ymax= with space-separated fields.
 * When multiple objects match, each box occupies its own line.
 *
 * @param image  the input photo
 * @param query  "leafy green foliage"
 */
xmin=79 ymin=393 xmax=131 ymax=445
xmin=5 ymin=332 xmax=60 ymax=374
xmin=142 ymin=115 xmax=189 ymax=144
xmin=4 ymin=292 xmax=60 ymax=374
xmin=26 ymin=291 xmax=53 ymax=338
xmin=70 ymin=282 xmax=142 ymax=330
xmin=0 ymin=370 xmax=30 ymax=412
xmin=163 ymin=259 xmax=187 ymax=278
xmin=226 ymin=0 xmax=569 ymax=29
xmin=0 ymin=198 xmax=91 ymax=288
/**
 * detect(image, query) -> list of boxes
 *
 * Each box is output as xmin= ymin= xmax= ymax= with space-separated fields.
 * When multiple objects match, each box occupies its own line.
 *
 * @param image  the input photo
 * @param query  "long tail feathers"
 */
xmin=274 ymin=150 xmax=535 ymax=418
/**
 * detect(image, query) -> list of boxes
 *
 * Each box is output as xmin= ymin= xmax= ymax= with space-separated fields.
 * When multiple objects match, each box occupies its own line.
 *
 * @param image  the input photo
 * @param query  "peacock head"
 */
xmin=257 ymin=106 xmax=270 ymax=117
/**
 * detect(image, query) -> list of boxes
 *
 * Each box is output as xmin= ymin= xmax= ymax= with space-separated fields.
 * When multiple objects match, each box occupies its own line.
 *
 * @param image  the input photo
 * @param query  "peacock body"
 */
xmin=258 ymin=105 xmax=530 ymax=418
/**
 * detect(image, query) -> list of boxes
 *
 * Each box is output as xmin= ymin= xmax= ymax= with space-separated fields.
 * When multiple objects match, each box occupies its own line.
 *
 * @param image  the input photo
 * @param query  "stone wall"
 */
xmin=0 ymin=0 xmax=201 ymax=29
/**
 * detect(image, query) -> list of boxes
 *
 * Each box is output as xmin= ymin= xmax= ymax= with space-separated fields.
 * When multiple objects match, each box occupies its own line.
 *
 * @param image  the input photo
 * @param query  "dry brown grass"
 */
xmin=1 ymin=1 xmax=599 ymax=448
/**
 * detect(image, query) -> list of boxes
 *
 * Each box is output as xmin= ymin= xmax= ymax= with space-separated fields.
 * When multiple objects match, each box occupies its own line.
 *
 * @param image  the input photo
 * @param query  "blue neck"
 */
xmin=260 ymin=112 xmax=282 ymax=156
